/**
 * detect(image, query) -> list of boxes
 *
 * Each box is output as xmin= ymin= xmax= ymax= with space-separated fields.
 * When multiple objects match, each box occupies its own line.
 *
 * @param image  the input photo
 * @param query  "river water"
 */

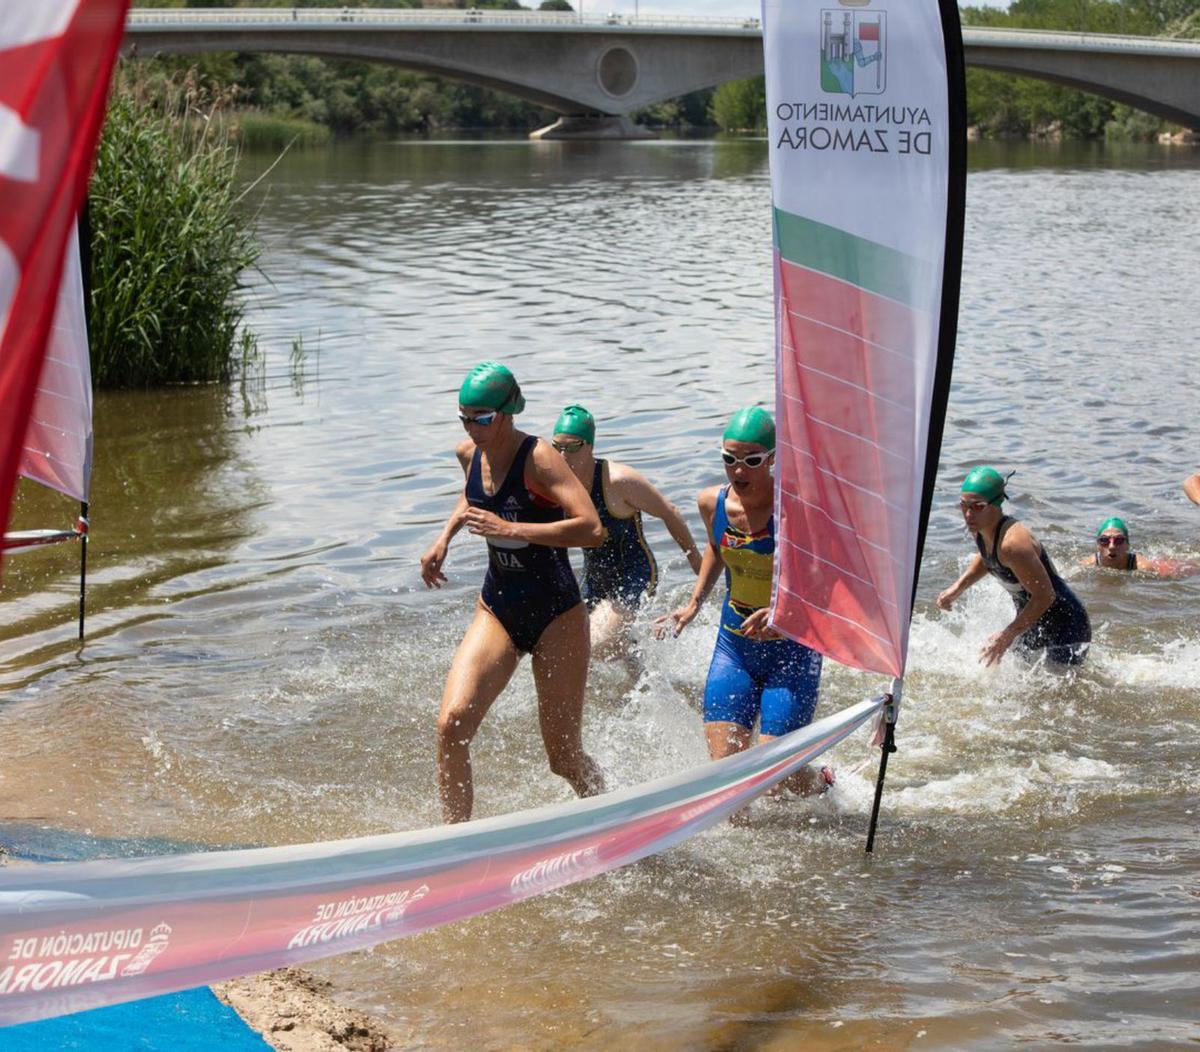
xmin=3 ymin=137 xmax=1199 ymax=1048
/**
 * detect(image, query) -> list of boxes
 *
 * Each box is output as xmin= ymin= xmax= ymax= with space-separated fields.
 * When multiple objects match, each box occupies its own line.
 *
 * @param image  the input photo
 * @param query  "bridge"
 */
xmin=123 ymin=8 xmax=1200 ymax=139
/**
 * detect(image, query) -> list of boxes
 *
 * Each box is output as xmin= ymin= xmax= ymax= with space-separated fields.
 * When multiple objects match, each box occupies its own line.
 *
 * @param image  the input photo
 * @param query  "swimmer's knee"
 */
xmin=436 ymin=707 xmax=476 ymax=749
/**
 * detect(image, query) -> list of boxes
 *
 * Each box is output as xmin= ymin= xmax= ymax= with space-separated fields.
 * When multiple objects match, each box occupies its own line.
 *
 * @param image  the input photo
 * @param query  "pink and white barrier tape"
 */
xmin=0 ymin=696 xmax=883 ymax=1026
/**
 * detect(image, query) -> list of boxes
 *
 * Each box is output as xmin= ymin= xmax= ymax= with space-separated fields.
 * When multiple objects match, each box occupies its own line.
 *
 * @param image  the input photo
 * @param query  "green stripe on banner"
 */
xmin=773 ymin=207 xmax=933 ymax=308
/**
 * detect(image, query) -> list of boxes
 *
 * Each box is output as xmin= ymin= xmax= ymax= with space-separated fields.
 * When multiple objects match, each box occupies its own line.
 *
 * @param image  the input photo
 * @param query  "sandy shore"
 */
xmin=215 ymin=968 xmax=401 ymax=1052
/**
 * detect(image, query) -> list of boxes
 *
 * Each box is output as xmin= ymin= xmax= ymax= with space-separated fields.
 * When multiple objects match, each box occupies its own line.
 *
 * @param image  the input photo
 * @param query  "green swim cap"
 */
xmin=458 ymin=361 xmax=525 ymax=415
xmin=961 ymin=466 xmax=1008 ymax=506
xmin=554 ymin=404 xmax=595 ymax=445
xmin=1096 ymin=516 xmax=1129 ymax=539
xmin=723 ymin=407 xmax=775 ymax=450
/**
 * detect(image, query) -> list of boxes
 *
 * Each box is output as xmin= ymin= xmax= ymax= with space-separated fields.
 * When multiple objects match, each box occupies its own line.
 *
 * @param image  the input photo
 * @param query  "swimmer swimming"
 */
xmin=938 ymin=467 xmax=1091 ymax=667
xmin=420 ymin=362 xmax=606 ymax=823
xmin=552 ymin=404 xmax=702 ymax=658
xmin=656 ymin=408 xmax=829 ymax=798
xmin=1082 ymin=516 xmax=1200 ymax=579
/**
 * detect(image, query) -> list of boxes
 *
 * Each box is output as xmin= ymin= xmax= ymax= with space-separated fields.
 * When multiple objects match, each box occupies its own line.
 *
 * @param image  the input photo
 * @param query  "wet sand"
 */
xmin=215 ymin=969 xmax=401 ymax=1052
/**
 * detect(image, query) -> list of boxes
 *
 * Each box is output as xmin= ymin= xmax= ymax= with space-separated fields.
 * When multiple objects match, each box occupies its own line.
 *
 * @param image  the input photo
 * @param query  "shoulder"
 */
xmin=525 ymin=435 xmax=561 ymax=471
xmin=454 ymin=439 xmax=475 ymax=470
xmin=697 ymin=485 xmax=722 ymax=517
xmin=606 ymin=460 xmax=654 ymax=499
xmin=998 ymin=519 xmax=1037 ymax=554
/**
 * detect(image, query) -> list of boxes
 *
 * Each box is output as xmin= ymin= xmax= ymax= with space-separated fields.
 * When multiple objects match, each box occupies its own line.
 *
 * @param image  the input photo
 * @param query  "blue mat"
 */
xmin=1 ymin=988 xmax=271 ymax=1049
xmin=0 ymin=825 xmax=270 ymax=1049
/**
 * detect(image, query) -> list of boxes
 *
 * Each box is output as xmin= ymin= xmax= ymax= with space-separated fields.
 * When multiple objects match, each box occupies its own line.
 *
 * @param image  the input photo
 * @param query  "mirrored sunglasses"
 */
xmin=552 ymin=438 xmax=586 ymax=454
xmin=1096 ymin=535 xmax=1127 ymax=547
xmin=459 ymin=410 xmax=497 ymax=427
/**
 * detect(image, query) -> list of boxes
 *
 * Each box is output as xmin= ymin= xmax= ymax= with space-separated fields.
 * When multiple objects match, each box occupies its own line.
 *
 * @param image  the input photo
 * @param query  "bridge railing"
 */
xmin=126 ymin=7 xmax=763 ymax=32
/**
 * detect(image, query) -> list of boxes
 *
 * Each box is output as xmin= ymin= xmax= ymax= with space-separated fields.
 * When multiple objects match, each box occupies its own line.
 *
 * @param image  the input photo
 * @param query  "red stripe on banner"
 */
xmin=0 ymin=0 xmax=128 ymax=578
xmin=858 ymin=20 xmax=881 ymax=41
xmin=773 ymin=256 xmax=926 ymax=676
xmin=779 ymin=257 xmax=923 ymax=352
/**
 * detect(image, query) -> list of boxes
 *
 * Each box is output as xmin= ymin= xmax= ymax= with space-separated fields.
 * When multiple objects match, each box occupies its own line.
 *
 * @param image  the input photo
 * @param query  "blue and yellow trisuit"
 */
xmin=704 ymin=486 xmax=822 ymax=735
xmin=581 ymin=459 xmax=657 ymax=610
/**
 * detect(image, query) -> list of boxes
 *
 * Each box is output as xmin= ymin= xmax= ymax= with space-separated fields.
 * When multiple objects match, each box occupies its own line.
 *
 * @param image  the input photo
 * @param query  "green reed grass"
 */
xmin=88 ymin=67 xmax=260 ymax=387
xmin=233 ymin=111 xmax=331 ymax=150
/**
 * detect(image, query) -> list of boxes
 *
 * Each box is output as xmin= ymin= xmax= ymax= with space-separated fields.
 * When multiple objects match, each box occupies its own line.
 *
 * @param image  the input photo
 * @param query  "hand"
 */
xmin=655 ymin=603 xmax=697 ymax=639
xmin=464 ymin=507 xmax=516 ymax=541
xmin=936 ymin=587 xmax=957 ymax=611
xmin=979 ymin=629 xmax=1014 ymax=667
xmin=739 ymin=607 xmax=780 ymax=641
xmin=420 ymin=539 xmax=449 ymax=589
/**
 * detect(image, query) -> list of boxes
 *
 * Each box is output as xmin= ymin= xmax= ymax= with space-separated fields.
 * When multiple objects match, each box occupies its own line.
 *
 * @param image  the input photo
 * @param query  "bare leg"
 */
xmin=532 ymin=603 xmax=605 ymax=799
xmin=436 ymin=602 xmax=519 ymax=824
xmin=704 ymin=720 xmax=753 ymax=760
xmin=704 ymin=721 xmax=754 ymax=824
xmin=588 ymin=600 xmax=632 ymax=660
xmin=759 ymin=734 xmax=830 ymax=797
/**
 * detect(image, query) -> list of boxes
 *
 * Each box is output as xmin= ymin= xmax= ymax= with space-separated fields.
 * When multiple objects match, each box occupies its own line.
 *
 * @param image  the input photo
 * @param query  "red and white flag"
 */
xmin=0 ymin=0 xmax=127 ymax=572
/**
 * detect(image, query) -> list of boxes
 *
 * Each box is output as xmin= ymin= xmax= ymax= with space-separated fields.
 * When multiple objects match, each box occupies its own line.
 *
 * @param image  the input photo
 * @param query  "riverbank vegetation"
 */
xmin=89 ymin=67 xmax=259 ymax=387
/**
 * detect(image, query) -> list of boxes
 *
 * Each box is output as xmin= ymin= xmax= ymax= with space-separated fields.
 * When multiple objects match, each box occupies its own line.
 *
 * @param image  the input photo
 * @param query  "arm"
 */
xmin=655 ymin=488 xmax=724 ymax=637
xmin=1184 ymin=473 xmax=1200 ymax=506
xmin=980 ymin=529 xmax=1056 ymax=666
xmin=1143 ymin=557 xmax=1200 ymax=580
xmin=610 ymin=465 xmax=703 ymax=574
xmin=463 ymin=438 xmax=603 ymax=549
xmin=937 ymin=554 xmax=988 ymax=610
xmin=419 ymin=442 xmax=474 ymax=588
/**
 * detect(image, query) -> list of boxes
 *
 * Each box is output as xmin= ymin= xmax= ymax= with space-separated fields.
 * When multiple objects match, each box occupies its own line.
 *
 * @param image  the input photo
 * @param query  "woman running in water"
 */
xmin=657 ymin=408 xmax=828 ymax=796
xmin=1082 ymin=516 xmax=1200 ymax=579
xmin=420 ymin=362 xmax=605 ymax=823
xmin=938 ymin=467 xmax=1091 ymax=666
xmin=552 ymin=404 xmax=702 ymax=657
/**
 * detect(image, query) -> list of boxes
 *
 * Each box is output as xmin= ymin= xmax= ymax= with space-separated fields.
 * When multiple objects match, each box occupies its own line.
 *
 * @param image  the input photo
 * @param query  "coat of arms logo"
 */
xmin=821 ymin=4 xmax=887 ymax=97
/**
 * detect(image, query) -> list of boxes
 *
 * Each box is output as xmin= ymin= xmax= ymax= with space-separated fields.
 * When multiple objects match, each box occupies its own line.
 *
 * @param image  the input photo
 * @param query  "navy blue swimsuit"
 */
xmin=977 ymin=516 xmax=1091 ymax=665
xmin=582 ymin=459 xmax=657 ymax=610
xmin=466 ymin=435 xmax=581 ymax=653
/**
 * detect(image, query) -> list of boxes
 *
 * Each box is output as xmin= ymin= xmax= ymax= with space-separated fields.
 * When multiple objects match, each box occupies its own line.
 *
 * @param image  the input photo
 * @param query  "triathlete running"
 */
xmin=552 ymin=404 xmax=702 ymax=656
xmin=938 ymin=466 xmax=1091 ymax=667
xmin=657 ymin=408 xmax=828 ymax=797
xmin=420 ymin=362 xmax=605 ymax=823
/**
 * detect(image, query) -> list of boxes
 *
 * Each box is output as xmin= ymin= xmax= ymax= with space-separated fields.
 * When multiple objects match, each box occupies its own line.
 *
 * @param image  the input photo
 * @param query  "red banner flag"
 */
xmin=858 ymin=20 xmax=882 ymax=41
xmin=0 ymin=0 xmax=128 ymax=575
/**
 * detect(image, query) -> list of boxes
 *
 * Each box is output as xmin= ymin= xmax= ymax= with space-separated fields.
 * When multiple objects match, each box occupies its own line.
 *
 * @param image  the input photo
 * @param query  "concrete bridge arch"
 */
xmin=123 ymin=10 xmax=1200 ymax=136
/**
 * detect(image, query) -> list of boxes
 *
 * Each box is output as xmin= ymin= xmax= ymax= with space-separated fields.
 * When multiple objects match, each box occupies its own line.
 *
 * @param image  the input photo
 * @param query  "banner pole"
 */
xmin=78 ymin=501 xmax=88 ymax=640
xmin=865 ymin=679 xmax=900 ymax=854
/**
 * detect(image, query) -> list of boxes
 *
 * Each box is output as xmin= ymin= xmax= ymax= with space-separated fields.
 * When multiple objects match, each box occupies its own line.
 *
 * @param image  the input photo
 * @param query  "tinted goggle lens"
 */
xmin=459 ymin=411 xmax=497 ymax=427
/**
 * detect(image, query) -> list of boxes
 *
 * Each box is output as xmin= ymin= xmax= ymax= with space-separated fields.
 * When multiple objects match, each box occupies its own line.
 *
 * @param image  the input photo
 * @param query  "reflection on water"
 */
xmin=2 ymin=137 xmax=1199 ymax=1046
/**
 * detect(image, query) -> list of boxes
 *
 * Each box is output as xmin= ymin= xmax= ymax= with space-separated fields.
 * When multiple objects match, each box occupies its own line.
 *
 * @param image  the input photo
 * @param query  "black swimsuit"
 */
xmin=465 ymin=435 xmax=581 ymax=653
xmin=976 ymin=516 xmax=1091 ymax=665
xmin=582 ymin=458 xmax=657 ymax=610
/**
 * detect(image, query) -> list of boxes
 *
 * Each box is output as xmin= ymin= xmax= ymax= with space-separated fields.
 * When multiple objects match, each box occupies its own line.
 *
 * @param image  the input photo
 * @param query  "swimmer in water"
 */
xmin=552 ymin=404 xmax=702 ymax=658
xmin=938 ymin=467 xmax=1091 ymax=667
xmin=656 ymin=408 xmax=829 ymax=797
xmin=1082 ymin=516 xmax=1200 ymax=579
xmin=420 ymin=362 xmax=606 ymax=823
